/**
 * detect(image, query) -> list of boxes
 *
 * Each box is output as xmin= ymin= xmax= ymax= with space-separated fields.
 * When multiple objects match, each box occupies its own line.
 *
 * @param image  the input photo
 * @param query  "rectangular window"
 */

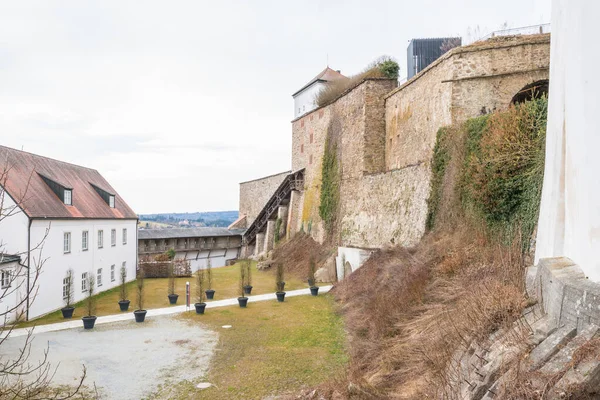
xmin=62 ymin=276 xmax=70 ymax=299
xmin=64 ymin=189 xmax=72 ymax=205
xmin=97 ymin=268 xmax=102 ymax=287
xmin=98 ymin=230 xmax=104 ymax=248
xmin=111 ymin=229 xmax=116 ymax=246
xmin=122 ymin=228 xmax=127 ymax=245
xmin=300 ymin=144 xmax=304 ymax=154
xmin=1 ymin=270 xmax=11 ymax=289
xmin=82 ymin=231 xmax=88 ymax=251
xmin=81 ymin=272 xmax=88 ymax=292
xmin=111 ymin=265 xmax=115 ymax=282
xmin=63 ymin=232 xmax=71 ymax=253
xmin=109 ymin=195 xmax=115 ymax=208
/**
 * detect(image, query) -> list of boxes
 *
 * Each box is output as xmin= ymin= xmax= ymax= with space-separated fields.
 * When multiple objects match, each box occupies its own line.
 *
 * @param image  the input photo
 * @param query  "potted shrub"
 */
xmin=167 ymin=263 xmax=179 ymax=304
xmin=61 ymin=269 xmax=75 ymax=318
xmin=82 ymin=273 xmax=97 ymax=329
xmin=238 ymin=263 xmax=248 ymax=308
xmin=205 ymin=259 xmax=215 ymax=300
xmin=243 ymin=260 xmax=253 ymax=295
xmin=308 ymin=257 xmax=319 ymax=296
xmin=276 ymin=263 xmax=286 ymax=302
xmin=195 ymin=268 xmax=207 ymax=314
xmin=134 ymin=269 xmax=147 ymax=322
xmin=118 ymin=265 xmax=130 ymax=311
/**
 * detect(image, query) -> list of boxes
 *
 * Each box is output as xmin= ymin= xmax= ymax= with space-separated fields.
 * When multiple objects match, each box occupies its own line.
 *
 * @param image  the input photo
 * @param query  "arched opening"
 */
xmin=511 ymin=79 xmax=549 ymax=104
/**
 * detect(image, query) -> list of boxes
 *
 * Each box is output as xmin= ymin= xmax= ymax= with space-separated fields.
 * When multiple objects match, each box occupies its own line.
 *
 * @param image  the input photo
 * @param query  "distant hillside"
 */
xmin=139 ymin=211 xmax=238 ymax=228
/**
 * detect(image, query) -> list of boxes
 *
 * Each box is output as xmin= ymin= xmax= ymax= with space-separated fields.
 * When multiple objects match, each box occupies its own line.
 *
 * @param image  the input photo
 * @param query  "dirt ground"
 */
xmin=2 ymin=315 xmax=218 ymax=399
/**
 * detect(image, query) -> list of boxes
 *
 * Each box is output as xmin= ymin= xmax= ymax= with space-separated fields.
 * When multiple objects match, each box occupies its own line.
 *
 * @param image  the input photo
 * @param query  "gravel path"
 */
xmin=2 ymin=315 xmax=218 ymax=399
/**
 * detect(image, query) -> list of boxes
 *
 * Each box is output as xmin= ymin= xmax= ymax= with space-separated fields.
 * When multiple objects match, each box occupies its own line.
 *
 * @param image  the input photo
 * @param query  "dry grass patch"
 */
xmin=149 ymin=295 xmax=347 ymax=400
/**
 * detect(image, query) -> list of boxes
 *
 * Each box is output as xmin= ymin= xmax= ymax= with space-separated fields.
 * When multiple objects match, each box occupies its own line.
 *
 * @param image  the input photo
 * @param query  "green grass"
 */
xmin=19 ymin=261 xmax=330 ymax=328
xmin=149 ymin=294 xmax=348 ymax=399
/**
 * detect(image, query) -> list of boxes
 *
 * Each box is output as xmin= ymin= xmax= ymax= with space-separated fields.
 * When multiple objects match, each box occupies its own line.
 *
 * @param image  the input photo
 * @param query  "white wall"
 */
xmin=335 ymin=247 xmax=374 ymax=281
xmin=28 ymin=219 xmax=138 ymax=319
xmin=0 ymin=191 xmax=29 ymax=256
xmin=176 ymin=248 xmax=239 ymax=271
xmin=536 ymin=0 xmax=600 ymax=281
xmin=293 ymin=82 xmax=324 ymax=118
xmin=0 ymin=260 xmax=25 ymax=324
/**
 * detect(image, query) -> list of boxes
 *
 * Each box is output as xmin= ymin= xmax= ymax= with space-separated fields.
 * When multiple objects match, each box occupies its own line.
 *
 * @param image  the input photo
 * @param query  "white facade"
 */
xmin=535 ymin=0 xmax=600 ymax=281
xmin=176 ymin=248 xmax=239 ymax=271
xmin=335 ymin=247 xmax=374 ymax=281
xmin=293 ymin=82 xmax=325 ymax=118
xmin=0 ymin=194 xmax=137 ymax=320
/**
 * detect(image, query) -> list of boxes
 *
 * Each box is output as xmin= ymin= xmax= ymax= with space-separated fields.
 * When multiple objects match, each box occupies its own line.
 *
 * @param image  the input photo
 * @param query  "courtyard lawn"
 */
xmin=18 ymin=261 xmax=328 ymax=328
xmin=149 ymin=294 xmax=348 ymax=399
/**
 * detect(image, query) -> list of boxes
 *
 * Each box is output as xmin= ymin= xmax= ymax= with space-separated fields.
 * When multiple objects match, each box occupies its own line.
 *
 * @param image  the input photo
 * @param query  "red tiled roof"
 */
xmin=0 ymin=145 xmax=137 ymax=219
xmin=292 ymin=66 xmax=347 ymax=97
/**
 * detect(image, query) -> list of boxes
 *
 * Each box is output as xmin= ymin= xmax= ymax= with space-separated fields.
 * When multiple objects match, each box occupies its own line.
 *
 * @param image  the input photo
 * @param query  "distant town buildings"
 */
xmin=0 ymin=146 xmax=138 ymax=322
xmin=292 ymin=66 xmax=346 ymax=118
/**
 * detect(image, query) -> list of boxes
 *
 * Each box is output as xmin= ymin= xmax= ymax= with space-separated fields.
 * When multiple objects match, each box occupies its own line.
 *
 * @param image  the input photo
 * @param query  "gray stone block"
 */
xmin=528 ymin=324 xmax=577 ymax=371
xmin=540 ymin=324 xmax=599 ymax=375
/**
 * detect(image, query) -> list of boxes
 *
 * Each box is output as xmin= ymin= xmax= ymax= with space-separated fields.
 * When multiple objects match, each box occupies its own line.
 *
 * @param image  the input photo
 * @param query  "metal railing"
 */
xmin=479 ymin=23 xmax=550 ymax=42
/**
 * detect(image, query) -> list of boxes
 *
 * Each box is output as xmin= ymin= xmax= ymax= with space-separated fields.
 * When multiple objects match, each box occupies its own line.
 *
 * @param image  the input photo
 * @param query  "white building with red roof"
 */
xmin=0 ymin=145 xmax=138 ymax=322
xmin=292 ymin=66 xmax=346 ymax=118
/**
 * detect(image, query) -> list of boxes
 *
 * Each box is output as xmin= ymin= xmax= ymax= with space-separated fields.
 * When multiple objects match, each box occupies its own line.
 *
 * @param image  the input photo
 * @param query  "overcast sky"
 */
xmin=0 ymin=1 xmax=551 ymax=214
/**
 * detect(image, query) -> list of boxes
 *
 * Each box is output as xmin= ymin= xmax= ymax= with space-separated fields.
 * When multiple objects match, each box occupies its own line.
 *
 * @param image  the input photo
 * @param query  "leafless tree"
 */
xmin=0 ymin=161 xmax=86 ymax=399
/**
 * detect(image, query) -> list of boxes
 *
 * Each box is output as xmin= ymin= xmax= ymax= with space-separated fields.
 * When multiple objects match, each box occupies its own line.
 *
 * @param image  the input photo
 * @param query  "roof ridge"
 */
xmin=0 ymin=145 xmax=99 ymax=173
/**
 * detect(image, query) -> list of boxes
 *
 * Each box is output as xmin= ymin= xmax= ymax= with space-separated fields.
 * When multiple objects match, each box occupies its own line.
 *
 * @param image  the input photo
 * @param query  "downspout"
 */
xmin=26 ymin=218 xmax=32 ymax=321
xmin=135 ymin=218 xmax=139 ymax=277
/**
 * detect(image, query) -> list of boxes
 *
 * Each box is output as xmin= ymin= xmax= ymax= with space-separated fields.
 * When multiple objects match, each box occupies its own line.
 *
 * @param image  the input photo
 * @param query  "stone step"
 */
xmin=528 ymin=324 xmax=577 ymax=371
xmin=539 ymin=324 xmax=599 ymax=375
xmin=551 ymin=357 xmax=600 ymax=398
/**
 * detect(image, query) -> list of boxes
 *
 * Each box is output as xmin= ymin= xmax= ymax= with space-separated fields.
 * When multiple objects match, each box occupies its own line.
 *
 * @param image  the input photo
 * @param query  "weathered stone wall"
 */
xmin=340 ymin=163 xmax=431 ymax=248
xmin=243 ymin=34 xmax=551 ymax=251
xmin=385 ymin=34 xmax=550 ymax=172
xmin=239 ymin=171 xmax=290 ymax=227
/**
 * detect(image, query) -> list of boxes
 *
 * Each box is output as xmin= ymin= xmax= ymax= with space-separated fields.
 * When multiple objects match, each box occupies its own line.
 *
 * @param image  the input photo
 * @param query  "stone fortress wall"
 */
xmin=238 ymin=171 xmax=290 ymax=228
xmin=244 ymin=33 xmax=551 ymax=252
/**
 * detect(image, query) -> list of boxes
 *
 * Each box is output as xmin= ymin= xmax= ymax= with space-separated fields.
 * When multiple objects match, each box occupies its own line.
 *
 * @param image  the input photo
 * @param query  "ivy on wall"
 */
xmin=427 ymin=97 xmax=548 ymax=251
xmin=319 ymin=132 xmax=340 ymax=236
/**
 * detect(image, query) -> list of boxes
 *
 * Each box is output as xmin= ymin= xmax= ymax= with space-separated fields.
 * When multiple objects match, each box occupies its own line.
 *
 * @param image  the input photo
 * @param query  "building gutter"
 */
xmin=26 ymin=218 xmax=32 ymax=321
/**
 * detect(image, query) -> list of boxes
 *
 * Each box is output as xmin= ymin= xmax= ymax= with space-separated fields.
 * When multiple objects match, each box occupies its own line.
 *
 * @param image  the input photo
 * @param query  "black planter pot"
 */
xmin=310 ymin=286 xmax=319 ymax=296
xmin=168 ymin=293 xmax=179 ymax=305
xmin=307 ymin=278 xmax=315 ymax=287
xmin=118 ymin=300 xmax=130 ymax=311
xmin=238 ymin=297 xmax=248 ymax=308
xmin=82 ymin=316 xmax=97 ymax=330
xmin=276 ymin=291 xmax=286 ymax=302
xmin=61 ymin=306 xmax=74 ymax=319
xmin=205 ymin=289 xmax=215 ymax=300
xmin=134 ymin=310 xmax=147 ymax=323
xmin=243 ymin=285 xmax=253 ymax=295
xmin=195 ymin=303 xmax=207 ymax=314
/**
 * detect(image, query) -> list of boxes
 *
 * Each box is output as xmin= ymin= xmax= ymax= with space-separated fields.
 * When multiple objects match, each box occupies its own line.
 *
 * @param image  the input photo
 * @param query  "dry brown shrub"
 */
xmin=328 ymin=223 xmax=529 ymax=399
xmin=316 ymin=68 xmax=387 ymax=108
xmin=270 ymin=232 xmax=333 ymax=279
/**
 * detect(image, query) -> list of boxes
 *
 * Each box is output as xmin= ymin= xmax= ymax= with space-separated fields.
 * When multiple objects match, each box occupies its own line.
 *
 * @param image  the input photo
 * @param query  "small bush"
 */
xmin=239 ymin=262 xmax=246 ymax=298
xmin=136 ymin=269 xmax=145 ymax=311
xmin=276 ymin=264 xmax=285 ymax=292
xmin=195 ymin=269 xmax=205 ymax=304
xmin=119 ymin=265 xmax=128 ymax=301
xmin=63 ymin=269 xmax=74 ymax=308
xmin=316 ymin=55 xmax=398 ymax=107
xmin=206 ymin=258 xmax=213 ymax=290
xmin=167 ymin=263 xmax=176 ymax=295
xmin=84 ymin=273 xmax=96 ymax=317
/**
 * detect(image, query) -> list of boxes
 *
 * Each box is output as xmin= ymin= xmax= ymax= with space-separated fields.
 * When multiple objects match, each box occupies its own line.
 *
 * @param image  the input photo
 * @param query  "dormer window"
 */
xmin=37 ymin=172 xmax=73 ymax=206
xmin=90 ymin=183 xmax=116 ymax=209
xmin=64 ymin=189 xmax=72 ymax=205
